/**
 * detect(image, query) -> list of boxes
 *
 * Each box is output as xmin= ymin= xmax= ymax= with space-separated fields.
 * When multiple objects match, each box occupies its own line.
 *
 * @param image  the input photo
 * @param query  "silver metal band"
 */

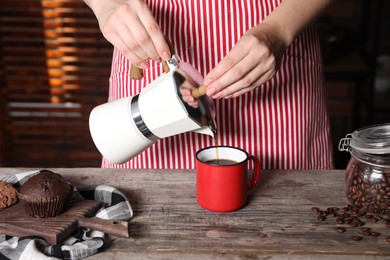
xmin=131 ymin=95 xmax=159 ymax=141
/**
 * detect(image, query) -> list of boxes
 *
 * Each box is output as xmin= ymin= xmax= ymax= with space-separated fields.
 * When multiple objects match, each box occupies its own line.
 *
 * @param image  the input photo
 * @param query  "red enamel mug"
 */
xmin=196 ymin=146 xmax=260 ymax=212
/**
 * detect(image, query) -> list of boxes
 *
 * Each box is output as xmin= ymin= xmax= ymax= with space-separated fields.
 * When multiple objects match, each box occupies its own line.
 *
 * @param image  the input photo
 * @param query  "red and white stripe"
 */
xmin=103 ymin=0 xmax=333 ymax=169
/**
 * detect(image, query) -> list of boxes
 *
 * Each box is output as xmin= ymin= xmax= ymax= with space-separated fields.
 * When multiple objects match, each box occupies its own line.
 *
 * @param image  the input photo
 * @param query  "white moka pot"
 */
xmin=89 ymin=57 xmax=216 ymax=164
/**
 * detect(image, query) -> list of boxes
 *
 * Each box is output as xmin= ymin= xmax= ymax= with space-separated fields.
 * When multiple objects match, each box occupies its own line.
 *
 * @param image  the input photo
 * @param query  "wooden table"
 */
xmin=1 ymin=168 xmax=390 ymax=259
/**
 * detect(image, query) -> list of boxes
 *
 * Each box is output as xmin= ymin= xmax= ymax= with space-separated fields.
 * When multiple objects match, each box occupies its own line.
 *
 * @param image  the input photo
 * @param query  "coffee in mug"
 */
xmin=205 ymin=159 xmax=237 ymax=166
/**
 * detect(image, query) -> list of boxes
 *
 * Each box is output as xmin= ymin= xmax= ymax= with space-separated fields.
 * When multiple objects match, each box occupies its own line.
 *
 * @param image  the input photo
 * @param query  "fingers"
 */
xmin=205 ymin=53 xmax=258 ymax=98
xmin=127 ymin=16 xmax=165 ymax=61
xmin=225 ymin=65 xmax=276 ymax=98
xmin=99 ymin=1 xmax=171 ymax=66
xmin=210 ymin=64 xmax=275 ymax=99
xmin=137 ymin=10 xmax=171 ymax=60
xmin=204 ymin=32 xmax=279 ymax=99
xmin=104 ymin=21 xmax=149 ymax=68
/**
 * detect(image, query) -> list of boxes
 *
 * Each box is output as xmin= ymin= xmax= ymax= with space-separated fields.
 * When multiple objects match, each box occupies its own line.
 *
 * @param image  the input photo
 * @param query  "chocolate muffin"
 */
xmin=17 ymin=170 xmax=73 ymax=218
xmin=0 ymin=180 xmax=18 ymax=209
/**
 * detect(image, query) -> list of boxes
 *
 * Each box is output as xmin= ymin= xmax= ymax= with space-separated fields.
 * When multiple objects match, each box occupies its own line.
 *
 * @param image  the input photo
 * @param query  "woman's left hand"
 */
xmin=203 ymin=24 xmax=286 ymax=99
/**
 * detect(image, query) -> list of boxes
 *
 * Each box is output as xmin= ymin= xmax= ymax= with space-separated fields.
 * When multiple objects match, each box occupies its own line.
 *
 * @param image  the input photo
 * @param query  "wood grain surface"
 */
xmin=1 ymin=168 xmax=390 ymax=259
xmin=0 ymin=198 xmax=102 ymax=244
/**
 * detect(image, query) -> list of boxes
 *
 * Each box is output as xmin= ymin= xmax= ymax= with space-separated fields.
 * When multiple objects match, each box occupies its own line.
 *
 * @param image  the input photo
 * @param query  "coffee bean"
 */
xmin=342 ymin=213 xmax=351 ymax=218
xmin=370 ymin=216 xmax=379 ymax=223
xmin=346 ymin=162 xmax=390 ymax=214
xmin=357 ymin=209 xmax=367 ymax=217
xmin=352 ymin=235 xmax=363 ymax=241
xmin=311 ymin=207 xmax=319 ymax=212
xmin=317 ymin=215 xmax=326 ymax=221
xmin=336 ymin=227 xmax=346 ymax=233
xmin=311 ymin=202 xmax=390 ymax=243
xmin=361 ymin=227 xmax=370 ymax=232
xmin=363 ymin=231 xmax=372 ymax=236
xmin=371 ymin=232 xmax=380 ymax=237
xmin=345 ymin=218 xmax=353 ymax=224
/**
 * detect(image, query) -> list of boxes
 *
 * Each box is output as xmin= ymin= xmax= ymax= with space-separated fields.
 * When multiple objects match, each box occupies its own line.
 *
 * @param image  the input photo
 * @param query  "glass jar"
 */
xmin=339 ymin=123 xmax=390 ymax=214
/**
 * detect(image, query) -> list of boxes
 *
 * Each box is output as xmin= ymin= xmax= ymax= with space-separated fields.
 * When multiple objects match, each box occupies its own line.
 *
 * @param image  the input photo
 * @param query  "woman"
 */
xmin=83 ymin=0 xmax=334 ymax=169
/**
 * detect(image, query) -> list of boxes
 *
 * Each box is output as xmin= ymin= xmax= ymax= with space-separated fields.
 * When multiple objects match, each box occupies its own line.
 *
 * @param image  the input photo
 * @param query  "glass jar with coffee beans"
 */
xmin=339 ymin=123 xmax=390 ymax=214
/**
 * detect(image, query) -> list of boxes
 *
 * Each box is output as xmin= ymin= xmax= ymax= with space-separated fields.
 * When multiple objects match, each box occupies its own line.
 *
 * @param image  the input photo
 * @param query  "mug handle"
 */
xmin=247 ymin=155 xmax=260 ymax=190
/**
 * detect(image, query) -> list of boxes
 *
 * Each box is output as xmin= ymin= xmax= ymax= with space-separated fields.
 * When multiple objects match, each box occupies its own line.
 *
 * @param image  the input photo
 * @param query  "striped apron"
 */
xmin=104 ymin=0 xmax=334 ymax=169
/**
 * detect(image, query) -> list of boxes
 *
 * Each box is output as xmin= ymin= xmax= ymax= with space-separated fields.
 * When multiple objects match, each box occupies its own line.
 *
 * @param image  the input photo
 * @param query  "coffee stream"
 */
xmin=205 ymin=133 xmax=236 ymax=166
xmin=214 ymin=133 xmax=219 ymax=164
xmin=203 ymin=129 xmax=220 ymax=165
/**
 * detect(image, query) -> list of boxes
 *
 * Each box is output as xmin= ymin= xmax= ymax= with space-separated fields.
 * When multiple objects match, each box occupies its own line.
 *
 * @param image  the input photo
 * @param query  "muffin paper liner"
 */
xmin=17 ymin=189 xmax=72 ymax=218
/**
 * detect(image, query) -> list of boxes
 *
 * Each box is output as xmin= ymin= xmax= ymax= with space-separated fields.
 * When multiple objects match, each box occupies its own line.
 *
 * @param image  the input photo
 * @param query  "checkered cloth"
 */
xmin=0 ymin=170 xmax=133 ymax=260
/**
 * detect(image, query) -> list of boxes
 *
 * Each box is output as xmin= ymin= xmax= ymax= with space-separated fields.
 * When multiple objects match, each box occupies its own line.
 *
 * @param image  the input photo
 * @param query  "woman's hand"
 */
xmin=202 ymin=0 xmax=333 ymax=99
xmin=203 ymin=24 xmax=286 ymax=99
xmin=84 ymin=0 xmax=171 ymax=68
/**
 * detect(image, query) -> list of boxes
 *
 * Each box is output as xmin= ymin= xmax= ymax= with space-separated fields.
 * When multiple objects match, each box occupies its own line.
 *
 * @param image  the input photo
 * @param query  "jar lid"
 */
xmin=340 ymin=123 xmax=390 ymax=154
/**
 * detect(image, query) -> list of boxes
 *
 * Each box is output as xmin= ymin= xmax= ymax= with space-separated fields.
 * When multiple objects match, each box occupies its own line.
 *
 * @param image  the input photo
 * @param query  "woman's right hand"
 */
xmin=84 ymin=0 xmax=171 ymax=69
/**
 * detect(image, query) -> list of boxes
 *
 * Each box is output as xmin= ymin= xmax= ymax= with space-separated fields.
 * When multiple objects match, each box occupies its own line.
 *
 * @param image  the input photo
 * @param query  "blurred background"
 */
xmin=0 ymin=0 xmax=389 ymax=169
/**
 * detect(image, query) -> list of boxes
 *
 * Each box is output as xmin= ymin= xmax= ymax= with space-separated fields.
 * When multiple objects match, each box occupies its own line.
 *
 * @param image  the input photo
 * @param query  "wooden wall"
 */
xmin=0 ymin=0 xmax=111 ymax=167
